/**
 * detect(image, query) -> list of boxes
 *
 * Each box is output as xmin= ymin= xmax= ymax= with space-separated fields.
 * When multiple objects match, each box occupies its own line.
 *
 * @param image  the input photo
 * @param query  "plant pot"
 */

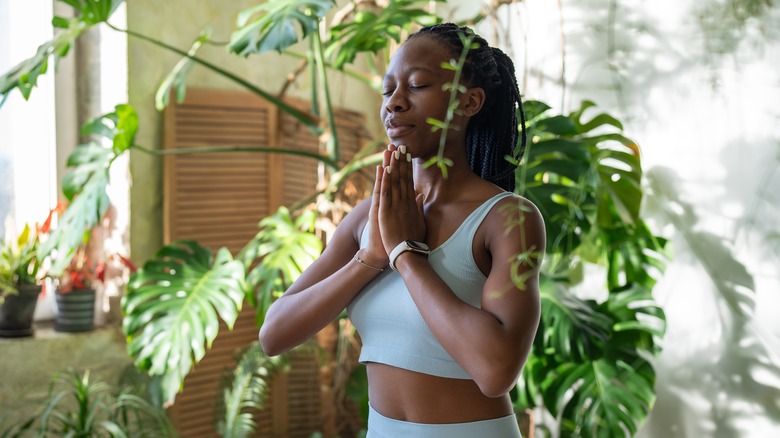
xmin=0 ymin=285 xmax=42 ymax=337
xmin=55 ymin=289 xmax=96 ymax=332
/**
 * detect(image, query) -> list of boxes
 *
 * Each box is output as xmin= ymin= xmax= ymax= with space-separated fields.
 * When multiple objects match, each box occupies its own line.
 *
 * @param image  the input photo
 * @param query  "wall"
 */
xmin=450 ymin=0 xmax=780 ymax=436
xmin=127 ymin=0 xmax=382 ymax=263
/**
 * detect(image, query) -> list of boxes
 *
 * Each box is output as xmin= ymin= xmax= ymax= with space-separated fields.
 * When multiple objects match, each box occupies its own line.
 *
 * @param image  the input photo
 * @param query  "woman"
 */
xmin=260 ymin=23 xmax=545 ymax=437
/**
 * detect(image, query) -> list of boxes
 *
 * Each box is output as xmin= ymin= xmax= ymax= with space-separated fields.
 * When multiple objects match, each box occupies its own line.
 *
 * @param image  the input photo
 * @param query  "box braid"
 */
xmin=409 ymin=23 xmax=527 ymax=192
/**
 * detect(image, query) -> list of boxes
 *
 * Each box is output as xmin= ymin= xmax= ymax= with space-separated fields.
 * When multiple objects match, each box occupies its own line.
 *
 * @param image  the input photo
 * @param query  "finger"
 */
xmin=380 ymin=155 xmax=393 ymax=205
xmin=390 ymin=147 xmax=401 ymax=194
xmin=416 ymin=192 xmax=425 ymax=216
xmin=372 ymin=165 xmax=382 ymax=209
xmin=398 ymin=145 xmax=409 ymax=200
xmin=403 ymin=146 xmax=414 ymax=198
xmin=383 ymin=145 xmax=393 ymax=170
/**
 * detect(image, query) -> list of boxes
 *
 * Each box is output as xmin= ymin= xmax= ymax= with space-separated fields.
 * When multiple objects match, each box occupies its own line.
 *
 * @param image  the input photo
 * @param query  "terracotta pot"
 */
xmin=0 ymin=285 xmax=42 ymax=337
xmin=55 ymin=288 xmax=96 ymax=332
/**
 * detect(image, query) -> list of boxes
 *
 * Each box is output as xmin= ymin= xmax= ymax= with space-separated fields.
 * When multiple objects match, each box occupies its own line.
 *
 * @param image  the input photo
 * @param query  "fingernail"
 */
xmin=399 ymin=145 xmax=407 ymax=154
xmin=406 ymin=153 xmax=412 ymax=162
xmin=387 ymin=144 xmax=393 ymax=151
xmin=394 ymin=150 xmax=400 ymax=160
xmin=386 ymin=166 xmax=392 ymax=174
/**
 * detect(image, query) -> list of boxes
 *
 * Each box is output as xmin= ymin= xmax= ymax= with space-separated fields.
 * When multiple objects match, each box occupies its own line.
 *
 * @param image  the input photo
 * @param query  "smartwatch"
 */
xmin=388 ymin=240 xmax=430 ymax=271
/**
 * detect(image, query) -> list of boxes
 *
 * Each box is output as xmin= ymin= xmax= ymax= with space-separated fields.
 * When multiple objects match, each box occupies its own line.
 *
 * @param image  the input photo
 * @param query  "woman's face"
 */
xmin=381 ymin=36 xmax=471 ymax=157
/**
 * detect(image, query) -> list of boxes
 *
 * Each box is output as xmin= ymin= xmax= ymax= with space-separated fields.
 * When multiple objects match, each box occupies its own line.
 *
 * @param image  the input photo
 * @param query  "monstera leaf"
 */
xmin=516 ymin=100 xmax=667 ymax=437
xmin=545 ymin=351 xmax=656 ymax=437
xmin=38 ymin=105 xmax=137 ymax=275
xmin=521 ymin=100 xmax=643 ymax=261
xmin=0 ymin=0 xmax=123 ymax=107
xmin=326 ymin=0 xmax=440 ymax=68
xmin=228 ymin=0 xmax=335 ymax=56
xmin=535 ymin=278 xmax=613 ymax=363
xmin=238 ymin=207 xmax=322 ymax=325
xmin=123 ymin=241 xmax=247 ymax=405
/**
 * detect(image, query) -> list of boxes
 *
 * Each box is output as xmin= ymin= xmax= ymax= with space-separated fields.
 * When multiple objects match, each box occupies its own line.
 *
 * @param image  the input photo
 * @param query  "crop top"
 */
xmin=346 ymin=191 xmax=514 ymax=379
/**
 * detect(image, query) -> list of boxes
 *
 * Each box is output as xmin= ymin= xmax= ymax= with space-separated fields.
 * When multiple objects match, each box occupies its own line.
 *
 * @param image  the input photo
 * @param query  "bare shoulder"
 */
xmin=485 ymin=193 xmax=546 ymax=262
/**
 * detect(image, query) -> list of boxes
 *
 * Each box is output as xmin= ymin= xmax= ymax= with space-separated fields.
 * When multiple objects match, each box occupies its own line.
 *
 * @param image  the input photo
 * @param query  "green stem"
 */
xmin=308 ymin=39 xmax=319 ymax=117
xmin=107 ymin=23 xmax=322 ymax=135
xmin=284 ymin=50 xmax=382 ymax=91
xmin=132 ymin=144 xmax=339 ymax=170
xmin=289 ymin=149 xmax=384 ymax=212
xmin=428 ymin=33 xmax=474 ymax=172
xmin=312 ymin=28 xmax=339 ymax=162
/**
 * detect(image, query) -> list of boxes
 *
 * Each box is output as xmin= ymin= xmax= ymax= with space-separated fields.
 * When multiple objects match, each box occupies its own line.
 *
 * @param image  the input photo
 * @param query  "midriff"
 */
xmin=366 ymin=362 xmax=514 ymax=424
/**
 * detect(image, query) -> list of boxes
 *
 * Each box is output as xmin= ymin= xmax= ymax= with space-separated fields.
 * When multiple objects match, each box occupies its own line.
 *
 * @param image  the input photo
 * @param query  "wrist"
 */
xmin=393 ymin=250 xmax=428 ymax=272
xmin=355 ymin=248 xmax=388 ymax=271
xmin=388 ymin=240 xmax=430 ymax=271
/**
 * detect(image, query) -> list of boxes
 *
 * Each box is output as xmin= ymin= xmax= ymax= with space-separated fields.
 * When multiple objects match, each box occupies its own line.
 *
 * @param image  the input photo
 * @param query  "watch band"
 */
xmin=388 ymin=240 xmax=430 ymax=271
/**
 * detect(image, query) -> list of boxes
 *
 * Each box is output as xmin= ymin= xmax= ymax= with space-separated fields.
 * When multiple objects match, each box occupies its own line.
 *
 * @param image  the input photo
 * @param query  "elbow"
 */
xmin=477 ymin=376 xmax=517 ymax=399
xmin=474 ymin=360 xmax=522 ymax=398
xmin=258 ymin=324 xmax=284 ymax=357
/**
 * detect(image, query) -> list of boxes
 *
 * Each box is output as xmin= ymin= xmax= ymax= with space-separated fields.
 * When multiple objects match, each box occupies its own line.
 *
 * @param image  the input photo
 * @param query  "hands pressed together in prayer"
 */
xmin=362 ymin=144 xmax=427 ymax=269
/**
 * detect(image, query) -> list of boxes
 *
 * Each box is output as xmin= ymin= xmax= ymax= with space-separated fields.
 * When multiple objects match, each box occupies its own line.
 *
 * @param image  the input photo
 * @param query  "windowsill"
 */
xmin=0 ymin=319 xmax=122 ymax=342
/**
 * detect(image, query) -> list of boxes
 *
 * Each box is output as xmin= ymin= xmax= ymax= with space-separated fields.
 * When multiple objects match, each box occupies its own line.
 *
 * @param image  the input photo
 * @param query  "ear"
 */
xmin=460 ymin=87 xmax=486 ymax=118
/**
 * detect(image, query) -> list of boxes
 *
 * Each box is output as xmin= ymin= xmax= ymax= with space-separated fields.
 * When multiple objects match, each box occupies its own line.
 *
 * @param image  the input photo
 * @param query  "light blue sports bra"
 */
xmin=347 ymin=191 xmax=514 ymax=379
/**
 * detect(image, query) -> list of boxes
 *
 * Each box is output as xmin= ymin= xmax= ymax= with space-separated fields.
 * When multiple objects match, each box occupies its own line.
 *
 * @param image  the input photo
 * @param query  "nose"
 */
xmin=384 ymin=89 xmax=408 ymax=113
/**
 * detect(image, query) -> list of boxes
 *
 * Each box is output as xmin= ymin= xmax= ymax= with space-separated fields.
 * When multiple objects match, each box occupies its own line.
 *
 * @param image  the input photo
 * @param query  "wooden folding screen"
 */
xmin=163 ymin=88 xmax=370 ymax=437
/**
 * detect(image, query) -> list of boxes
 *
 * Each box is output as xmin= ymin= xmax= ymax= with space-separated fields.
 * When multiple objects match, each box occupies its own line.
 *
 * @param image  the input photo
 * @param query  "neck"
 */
xmin=413 ymin=154 xmax=479 ymax=204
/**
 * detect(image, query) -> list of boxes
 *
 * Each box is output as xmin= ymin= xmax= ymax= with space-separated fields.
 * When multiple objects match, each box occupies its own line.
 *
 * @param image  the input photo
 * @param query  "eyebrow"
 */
xmin=382 ymin=66 xmax=436 ymax=82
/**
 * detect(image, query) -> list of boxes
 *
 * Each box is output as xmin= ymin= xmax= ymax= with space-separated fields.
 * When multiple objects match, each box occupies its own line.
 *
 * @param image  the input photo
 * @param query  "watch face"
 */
xmin=407 ymin=240 xmax=430 ymax=251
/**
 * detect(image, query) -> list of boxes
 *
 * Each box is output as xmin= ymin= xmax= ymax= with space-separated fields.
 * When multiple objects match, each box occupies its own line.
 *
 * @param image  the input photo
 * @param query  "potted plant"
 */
xmin=0 ymin=368 xmax=176 ymax=436
xmin=0 ymin=224 xmax=45 ymax=337
xmin=54 ymin=243 xmax=99 ymax=333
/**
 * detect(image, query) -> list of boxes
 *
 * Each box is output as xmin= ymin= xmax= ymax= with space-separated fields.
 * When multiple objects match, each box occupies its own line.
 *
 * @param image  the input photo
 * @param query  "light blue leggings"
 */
xmin=367 ymin=403 xmax=523 ymax=438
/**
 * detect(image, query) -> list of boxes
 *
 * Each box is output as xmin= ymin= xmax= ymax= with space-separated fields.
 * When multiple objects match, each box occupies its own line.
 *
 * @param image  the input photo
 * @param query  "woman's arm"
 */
xmin=394 ymin=197 xmax=545 ymax=397
xmin=260 ymin=160 xmax=392 ymax=355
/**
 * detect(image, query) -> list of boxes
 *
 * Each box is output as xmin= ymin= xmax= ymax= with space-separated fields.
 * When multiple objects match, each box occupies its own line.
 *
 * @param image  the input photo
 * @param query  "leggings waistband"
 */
xmin=367 ymin=403 xmax=522 ymax=438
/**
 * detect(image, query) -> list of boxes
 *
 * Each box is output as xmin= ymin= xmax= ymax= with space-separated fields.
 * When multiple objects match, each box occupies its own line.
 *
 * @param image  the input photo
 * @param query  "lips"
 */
xmin=385 ymin=118 xmax=415 ymax=138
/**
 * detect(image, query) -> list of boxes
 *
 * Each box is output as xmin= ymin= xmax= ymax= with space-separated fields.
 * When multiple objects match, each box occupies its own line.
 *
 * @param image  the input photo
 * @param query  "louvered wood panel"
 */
xmin=279 ymin=99 xmax=372 ymax=208
xmin=164 ymin=89 xmax=372 ymax=437
xmin=164 ymin=88 xmax=274 ymax=255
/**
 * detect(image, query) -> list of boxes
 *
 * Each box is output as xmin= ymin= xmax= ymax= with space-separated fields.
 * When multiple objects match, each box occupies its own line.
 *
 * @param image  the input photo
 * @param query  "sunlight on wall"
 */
xmin=449 ymin=0 xmax=780 ymax=436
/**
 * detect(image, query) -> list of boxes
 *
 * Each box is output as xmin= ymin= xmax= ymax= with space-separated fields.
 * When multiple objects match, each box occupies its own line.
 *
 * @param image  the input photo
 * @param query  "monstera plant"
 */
xmin=514 ymin=100 xmax=667 ymax=436
xmin=0 ymin=0 xmax=668 ymax=436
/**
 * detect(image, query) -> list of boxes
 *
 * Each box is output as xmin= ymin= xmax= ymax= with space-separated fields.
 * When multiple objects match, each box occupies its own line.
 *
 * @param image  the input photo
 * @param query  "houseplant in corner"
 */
xmin=0 ymin=224 xmax=45 ymax=337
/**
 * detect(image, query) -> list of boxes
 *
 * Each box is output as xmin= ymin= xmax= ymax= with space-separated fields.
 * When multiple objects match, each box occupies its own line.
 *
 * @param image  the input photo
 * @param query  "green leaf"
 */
xmin=325 ymin=0 xmax=440 ymax=68
xmin=522 ymin=100 xmax=552 ymax=122
xmin=570 ymin=100 xmax=624 ymax=133
xmin=0 ymin=1 xmax=124 ymax=106
xmin=0 ymin=368 xmax=173 ymax=436
xmin=534 ymin=115 xmax=579 ymax=136
xmin=113 ymin=104 xmax=139 ymax=154
xmin=216 ymin=342 xmax=288 ymax=438
xmin=59 ymin=0 xmax=125 ymax=26
xmin=40 ymin=174 xmax=110 ymax=276
xmin=155 ymin=29 xmax=211 ymax=111
xmin=0 ymin=26 xmax=81 ymax=107
xmin=38 ymin=106 xmax=137 ymax=275
xmin=537 ymin=278 xmax=613 ymax=363
xmin=237 ymin=207 xmax=322 ymax=325
xmin=228 ymin=0 xmax=335 ymax=56
xmin=548 ymin=353 xmax=656 ymax=437
xmin=123 ymin=241 xmax=247 ymax=405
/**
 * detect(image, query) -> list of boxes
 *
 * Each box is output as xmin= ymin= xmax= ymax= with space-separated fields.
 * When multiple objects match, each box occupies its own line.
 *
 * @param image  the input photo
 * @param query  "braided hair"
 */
xmin=408 ymin=23 xmax=527 ymax=192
